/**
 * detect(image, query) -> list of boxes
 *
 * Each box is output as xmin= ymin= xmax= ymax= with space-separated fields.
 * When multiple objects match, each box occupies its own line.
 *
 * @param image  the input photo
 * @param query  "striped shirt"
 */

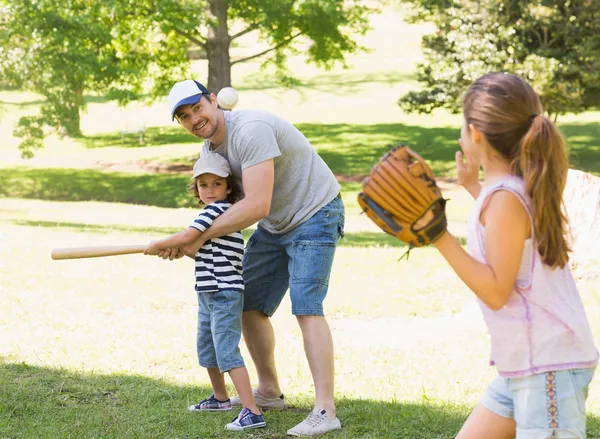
xmin=189 ymin=201 xmax=244 ymax=293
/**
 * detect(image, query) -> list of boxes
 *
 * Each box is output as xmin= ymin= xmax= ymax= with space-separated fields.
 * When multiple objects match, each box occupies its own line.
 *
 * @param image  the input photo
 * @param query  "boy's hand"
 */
xmin=157 ymin=248 xmax=184 ymax=260
xmin=144 ymin=241 xmax=162 ymax=256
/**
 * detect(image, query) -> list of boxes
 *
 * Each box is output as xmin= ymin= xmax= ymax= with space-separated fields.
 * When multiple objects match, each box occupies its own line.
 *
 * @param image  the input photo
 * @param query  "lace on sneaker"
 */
xmin=303 ymin=409 xmax=327 ymax=427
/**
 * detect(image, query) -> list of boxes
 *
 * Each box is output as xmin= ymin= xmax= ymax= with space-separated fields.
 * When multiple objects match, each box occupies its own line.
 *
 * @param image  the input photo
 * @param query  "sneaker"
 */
xmin=287 ymin=409 xmax=341 ymax=436
xmin=226 ymin=407 xmax=267 ymax=431
xmin=230 ymin=388 xmax=285 ymax=409
xmin=187 ymin=394 xmax=232 ymax=412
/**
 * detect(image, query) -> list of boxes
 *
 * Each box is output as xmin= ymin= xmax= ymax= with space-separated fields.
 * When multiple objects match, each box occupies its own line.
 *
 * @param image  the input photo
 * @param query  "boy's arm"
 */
xmin=179 ymin=160 xmax=274 ymax=257
xmin=145 ymin=227 xmax=202 ymax=256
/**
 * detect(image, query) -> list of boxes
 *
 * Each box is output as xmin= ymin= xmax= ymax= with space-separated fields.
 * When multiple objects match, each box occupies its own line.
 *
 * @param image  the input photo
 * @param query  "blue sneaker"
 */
xmin=226 ymin=407 xmax=267 ymax=431
xmin=188 ymin=394 xmax=232 ymax=412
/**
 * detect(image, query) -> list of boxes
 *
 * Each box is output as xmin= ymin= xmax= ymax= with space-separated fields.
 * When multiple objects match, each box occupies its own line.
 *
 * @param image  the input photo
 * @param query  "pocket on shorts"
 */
xmin=291 ymin=240 xmax=336 ymax=285
xmin=568 ymin=368 xmax=595 ymax=415
xmin=338 ymin=215 xmax=345 ymax=239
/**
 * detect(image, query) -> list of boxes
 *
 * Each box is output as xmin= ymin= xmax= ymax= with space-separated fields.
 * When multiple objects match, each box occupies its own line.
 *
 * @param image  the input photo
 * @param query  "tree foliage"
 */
xmin=0 ymin=0 xmax=376 ymax=157
xmin=399 ymin=0 xmax=600 ymax=117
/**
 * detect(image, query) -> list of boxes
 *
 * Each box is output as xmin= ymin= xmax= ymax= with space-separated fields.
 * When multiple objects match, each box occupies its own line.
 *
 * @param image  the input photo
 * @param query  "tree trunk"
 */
xmin=59 ymin=87 xmax=83 ymax=137
xmin=206 ymin=0 xmax=231 ymax=93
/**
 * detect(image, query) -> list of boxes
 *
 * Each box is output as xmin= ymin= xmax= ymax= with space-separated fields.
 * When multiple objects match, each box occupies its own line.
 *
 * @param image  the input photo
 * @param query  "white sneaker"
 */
xmin=230 ymin=388 xmax=285 ymax=409
xmin=287 ymin=409 xmax=341 ymax=436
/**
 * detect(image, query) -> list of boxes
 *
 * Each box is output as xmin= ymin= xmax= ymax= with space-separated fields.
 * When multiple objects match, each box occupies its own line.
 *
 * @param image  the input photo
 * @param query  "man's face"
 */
xmin=175 ymin=95 xmax=220 ymax=140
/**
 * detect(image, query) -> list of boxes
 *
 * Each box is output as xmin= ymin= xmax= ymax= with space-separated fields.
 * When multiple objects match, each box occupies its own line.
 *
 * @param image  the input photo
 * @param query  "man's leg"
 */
xmin=296 ymin=315 xmax=335 ymax=415
xmin=242 ymin=310 xmax=282 ymax=397
xmin=234 ymin=227 xmax=290 ymax=407
xmin=285 ymin=195 xmax=345 ymax=436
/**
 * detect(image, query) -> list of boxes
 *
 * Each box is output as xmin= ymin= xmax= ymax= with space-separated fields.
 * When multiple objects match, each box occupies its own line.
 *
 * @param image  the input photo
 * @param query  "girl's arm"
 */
xmin=145 ymin=228 xmax=202 ymax=256
xmin=434 ymin=190 xmax=530 ymax=310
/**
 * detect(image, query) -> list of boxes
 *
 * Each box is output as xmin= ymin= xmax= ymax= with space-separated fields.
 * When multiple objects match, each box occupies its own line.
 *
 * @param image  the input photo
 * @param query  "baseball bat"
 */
xmin=51 ymin=244 xmax=148 ymax=260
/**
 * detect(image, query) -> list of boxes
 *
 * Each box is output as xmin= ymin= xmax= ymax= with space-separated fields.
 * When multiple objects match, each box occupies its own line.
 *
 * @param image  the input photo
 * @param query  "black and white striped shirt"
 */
xmin=189 ymin=201 xmax=244 ymax=293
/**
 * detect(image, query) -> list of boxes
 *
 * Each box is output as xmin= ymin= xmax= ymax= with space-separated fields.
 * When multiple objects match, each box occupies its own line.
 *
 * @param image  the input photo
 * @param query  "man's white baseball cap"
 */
xmin=168 ymin=79 xmax=210 ymax=120
xmin=192 ymin=153 xmax=231 ymax=179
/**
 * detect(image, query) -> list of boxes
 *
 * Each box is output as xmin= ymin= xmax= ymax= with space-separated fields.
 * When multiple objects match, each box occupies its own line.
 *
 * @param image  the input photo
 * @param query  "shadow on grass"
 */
xmin=0 ymin=168 xmax=196 ymax=209
xmin=77 ymin=121 xmax=599 ymax=177
xmin=0 ymin=359 xmax=468 ymax=439
xmin=80 ymin=126 xmax=199 ymax=149
xmin=236 ymin=70 xmax=417 ymax=94
xmin=9 ymin=219 xmax=466 ymax=248
xmin=3 ymin=360 xmax=600 ymax=438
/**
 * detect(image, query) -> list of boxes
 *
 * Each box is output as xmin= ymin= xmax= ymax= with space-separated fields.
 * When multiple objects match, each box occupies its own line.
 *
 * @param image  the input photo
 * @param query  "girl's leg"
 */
xmin=206 ymin=367 xmax=228 ymax=401
xmin=456 ymin=403 xmax=516 ymax=439
xmin=229 ymin=366 xmax=261 ymax=414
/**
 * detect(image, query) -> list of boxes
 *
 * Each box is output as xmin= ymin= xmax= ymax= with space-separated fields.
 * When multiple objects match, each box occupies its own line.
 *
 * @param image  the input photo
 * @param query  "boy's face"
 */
xmin=175 ymin=95 xmax=220 ymax=140
xmin=196 ymin=173 xmax=230 ymax=205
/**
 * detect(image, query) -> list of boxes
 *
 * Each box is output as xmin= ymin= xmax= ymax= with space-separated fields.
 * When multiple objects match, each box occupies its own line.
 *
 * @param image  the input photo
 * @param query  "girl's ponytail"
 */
xmin=517 ymin=115 xmax=571 ymax=268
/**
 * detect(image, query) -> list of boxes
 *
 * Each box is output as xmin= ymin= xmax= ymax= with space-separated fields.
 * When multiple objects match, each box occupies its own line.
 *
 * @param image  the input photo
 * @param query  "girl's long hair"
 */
xmin=187 ymin=175 xmax=242 ymax=206
xmin=463 ymin=72 xmax=571 ymax=268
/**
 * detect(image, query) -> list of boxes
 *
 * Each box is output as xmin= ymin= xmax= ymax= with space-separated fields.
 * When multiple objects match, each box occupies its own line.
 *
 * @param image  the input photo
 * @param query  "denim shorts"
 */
xmin=242 ymin=195 xmax=345 ymax=317
xmin=196 ymin=289 xmax=245 ymax=373
xmin=482 ymin=368 xmax=596 ymax=439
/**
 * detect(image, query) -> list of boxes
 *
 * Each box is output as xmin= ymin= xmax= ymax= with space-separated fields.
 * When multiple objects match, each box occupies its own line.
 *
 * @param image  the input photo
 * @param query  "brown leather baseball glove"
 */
xmin=357 ymin=144 xmax=447 ymax=248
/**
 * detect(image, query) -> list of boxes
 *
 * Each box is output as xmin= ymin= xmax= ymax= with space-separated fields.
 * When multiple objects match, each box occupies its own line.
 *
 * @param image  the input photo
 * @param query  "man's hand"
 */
xmin=180 ymin=238 xmax=205 ymax=258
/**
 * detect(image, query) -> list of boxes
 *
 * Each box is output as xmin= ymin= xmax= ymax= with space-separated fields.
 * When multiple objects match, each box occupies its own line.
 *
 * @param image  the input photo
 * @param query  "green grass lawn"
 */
xmin=1 ymin=7 xmax=600 ymax=439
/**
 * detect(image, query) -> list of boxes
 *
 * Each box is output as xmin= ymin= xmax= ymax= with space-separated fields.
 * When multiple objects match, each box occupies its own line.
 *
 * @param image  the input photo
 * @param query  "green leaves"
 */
xmin=400 ymin=0 xmax=600 ymax=117
xmin=1 ymin=0 xmax=378 ymax=157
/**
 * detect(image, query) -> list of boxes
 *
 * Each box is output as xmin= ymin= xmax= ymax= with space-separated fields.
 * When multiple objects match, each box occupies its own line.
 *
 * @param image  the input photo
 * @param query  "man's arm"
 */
xmin=179 ymin=160 xmax=274 ymax=256
xmin=145 ymin=227 xmax=202 ymax=256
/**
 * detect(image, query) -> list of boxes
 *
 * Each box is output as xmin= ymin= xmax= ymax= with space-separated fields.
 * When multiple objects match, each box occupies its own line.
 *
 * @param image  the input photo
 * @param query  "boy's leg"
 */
xmin=206 ymin=368 xmax=227 ymax=402
xmin=189 ymin=292 xmax=231 ymax=412
xmin=229 ymin=366 xmax=260 ymax=414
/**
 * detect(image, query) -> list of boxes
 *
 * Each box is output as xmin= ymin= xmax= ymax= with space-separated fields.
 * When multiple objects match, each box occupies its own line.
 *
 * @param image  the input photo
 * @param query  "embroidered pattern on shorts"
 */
xmin=545 ymin=371 xmax=558 ymax=428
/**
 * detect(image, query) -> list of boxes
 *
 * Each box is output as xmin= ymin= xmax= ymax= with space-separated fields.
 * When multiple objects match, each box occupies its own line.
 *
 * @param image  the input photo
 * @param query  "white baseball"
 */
xmin=217 ymin=87 xmax=238 ymax=110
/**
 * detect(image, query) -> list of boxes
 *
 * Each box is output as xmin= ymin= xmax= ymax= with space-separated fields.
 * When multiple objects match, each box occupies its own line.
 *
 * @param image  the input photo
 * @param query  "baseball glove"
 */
xmin=357 ymin=144 xmax=447 ymax=248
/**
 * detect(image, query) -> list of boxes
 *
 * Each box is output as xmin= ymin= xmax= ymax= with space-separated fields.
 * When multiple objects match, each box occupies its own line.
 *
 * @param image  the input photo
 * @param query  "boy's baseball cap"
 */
xmin=168 ymin=79 xmax=210 ymax=120
xmin=192 ymin=153 xmax=231 ymax=179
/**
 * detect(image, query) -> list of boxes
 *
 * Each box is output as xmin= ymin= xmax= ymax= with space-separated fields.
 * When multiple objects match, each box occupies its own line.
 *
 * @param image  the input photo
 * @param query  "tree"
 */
xmin=0 ymin=0 xmax=188 ymax=157
xmin=0 ymin=0 xmax=376 ymax=157
xmin=127 ymin=0 xmax=376 ymax=92
xmin=399 ymin=0 xmax=600 ymax=118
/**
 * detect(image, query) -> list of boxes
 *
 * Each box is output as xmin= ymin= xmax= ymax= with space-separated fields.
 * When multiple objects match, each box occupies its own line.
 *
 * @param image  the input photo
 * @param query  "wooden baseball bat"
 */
xmin=51 ymin=244 xmax=148 ymax=260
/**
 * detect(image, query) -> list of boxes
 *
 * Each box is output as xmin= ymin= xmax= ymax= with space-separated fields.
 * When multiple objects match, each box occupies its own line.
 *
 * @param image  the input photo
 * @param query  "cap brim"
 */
xmin=171 ymin=94 xmax=203 ymax=120
xmin=192 ymin=167 xmax=230 ymax=179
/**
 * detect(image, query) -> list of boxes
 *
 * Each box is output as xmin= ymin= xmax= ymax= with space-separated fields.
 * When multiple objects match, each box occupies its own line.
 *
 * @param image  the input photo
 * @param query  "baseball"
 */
xmin=217 ymin=87 xmax=238 ymax=110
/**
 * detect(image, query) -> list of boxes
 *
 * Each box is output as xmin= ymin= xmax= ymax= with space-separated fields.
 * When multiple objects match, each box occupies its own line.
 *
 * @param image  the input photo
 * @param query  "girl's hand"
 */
xmin=456 ymin=139 xmax=481 ymax=198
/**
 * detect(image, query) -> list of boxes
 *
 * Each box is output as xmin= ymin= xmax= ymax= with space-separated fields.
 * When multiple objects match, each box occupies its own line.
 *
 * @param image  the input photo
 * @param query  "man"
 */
xmin=166 ymin=79 xmax=345 ymax=436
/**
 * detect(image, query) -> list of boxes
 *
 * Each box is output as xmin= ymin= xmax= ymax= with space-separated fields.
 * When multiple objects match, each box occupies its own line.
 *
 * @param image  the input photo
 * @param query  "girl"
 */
xmin=145 ymin=152 xmax=266 ymax=431
xmin=433 ymin=73 xmax=598 ymax=438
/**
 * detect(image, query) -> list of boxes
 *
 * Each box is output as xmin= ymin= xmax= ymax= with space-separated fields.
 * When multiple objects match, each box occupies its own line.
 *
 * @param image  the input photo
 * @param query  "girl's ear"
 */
xmin=227 ymin=188 xmax=232 ymax=194
xmin=469 ymin=124 xmax=483 ymax=144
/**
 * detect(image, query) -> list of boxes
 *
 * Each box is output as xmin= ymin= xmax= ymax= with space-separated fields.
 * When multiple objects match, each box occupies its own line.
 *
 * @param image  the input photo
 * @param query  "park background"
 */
xmin=1 ymin=2 xmax=599 ymax=438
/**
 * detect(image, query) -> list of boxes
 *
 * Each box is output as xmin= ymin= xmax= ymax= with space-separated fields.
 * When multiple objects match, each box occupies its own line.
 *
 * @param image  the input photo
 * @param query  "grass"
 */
xmin=1 ymin=6 xmax=600 ymax=439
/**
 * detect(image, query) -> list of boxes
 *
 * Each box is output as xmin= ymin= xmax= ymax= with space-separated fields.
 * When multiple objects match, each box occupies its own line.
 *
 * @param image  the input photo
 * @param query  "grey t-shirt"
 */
xmin=202 ymin=110 xmax=340 ymax=234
